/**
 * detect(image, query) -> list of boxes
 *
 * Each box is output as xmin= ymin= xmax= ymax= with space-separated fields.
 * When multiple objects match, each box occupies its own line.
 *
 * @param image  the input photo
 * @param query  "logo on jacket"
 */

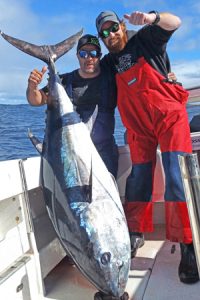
xmin=116 ymin=54 xmax=135 ymax=73
xmin=128 ymin=78 xmax=137 ymax=86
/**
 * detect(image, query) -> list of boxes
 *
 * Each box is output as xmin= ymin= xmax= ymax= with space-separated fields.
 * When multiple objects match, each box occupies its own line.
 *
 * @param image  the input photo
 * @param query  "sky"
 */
xmin=0 ymin=0 xmax=200 ymax=104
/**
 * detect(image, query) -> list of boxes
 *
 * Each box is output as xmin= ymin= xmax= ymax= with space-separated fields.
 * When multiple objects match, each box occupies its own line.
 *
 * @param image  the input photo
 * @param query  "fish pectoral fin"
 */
xmin=28 ymin=128 xmax=43 ymax=154
xmin=89 ymin=163 xmax=93 ymax=200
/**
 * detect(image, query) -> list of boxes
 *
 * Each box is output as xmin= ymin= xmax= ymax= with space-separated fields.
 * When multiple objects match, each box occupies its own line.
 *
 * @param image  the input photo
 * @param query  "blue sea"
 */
xmin=0 ymin=103 xmax=199 ymax=162
xmin=0 ymin=104 xmax=126 ymax=161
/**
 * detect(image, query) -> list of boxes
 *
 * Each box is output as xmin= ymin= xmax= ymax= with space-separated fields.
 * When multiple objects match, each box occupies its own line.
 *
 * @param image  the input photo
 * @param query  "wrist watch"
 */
xmin=148 ymin=10 xmax=160 ymax=25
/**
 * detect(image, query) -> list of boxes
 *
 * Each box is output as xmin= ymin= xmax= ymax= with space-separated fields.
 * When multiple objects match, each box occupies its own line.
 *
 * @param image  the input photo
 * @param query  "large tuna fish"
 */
xmin=0 ymin=30 xmax=131 ymax=298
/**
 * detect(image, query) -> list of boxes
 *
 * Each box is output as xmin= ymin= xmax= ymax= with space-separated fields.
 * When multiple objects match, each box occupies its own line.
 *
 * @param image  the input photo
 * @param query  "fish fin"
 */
xmin=0 ymin=29 xmax=83 ymax=64
xmin=85 ymin=105 xmax=98 ymax=133
xmin=28 ymin=128 xmax=43 ymax=154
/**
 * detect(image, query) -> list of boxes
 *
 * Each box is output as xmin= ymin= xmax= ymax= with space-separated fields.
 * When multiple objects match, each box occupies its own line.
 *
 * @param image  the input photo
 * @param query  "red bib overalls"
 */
xmin=116 ymin=57 xmax=192 ymax=243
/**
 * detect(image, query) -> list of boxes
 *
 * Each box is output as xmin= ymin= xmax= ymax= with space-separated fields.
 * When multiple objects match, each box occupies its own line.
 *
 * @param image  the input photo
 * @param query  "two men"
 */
xmin=95 ymin=10 xmax=199 ymax=284
xmin=26 ymin=34 xmax=118 ymax=178
xmin=26 ymin=7 xmax=197 ymax=287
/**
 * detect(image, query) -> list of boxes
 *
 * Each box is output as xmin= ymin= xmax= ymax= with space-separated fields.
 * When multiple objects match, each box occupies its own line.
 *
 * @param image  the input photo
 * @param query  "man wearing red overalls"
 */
xmin=96 ymin=10 xmax=199 ymax=284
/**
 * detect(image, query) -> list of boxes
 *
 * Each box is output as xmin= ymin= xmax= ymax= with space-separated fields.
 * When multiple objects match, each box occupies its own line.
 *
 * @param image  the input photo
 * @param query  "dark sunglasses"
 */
xmin=78 ymin=50 xmax=101 ymax=59
xmin=100 ymin=23 xmax=119 ymax=39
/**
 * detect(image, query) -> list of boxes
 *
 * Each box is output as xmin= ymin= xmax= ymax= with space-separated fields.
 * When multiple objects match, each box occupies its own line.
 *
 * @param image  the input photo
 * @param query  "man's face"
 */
xmin=100 ymin=21 xmax=127 ymax=53
xmin=77 ymin=45 xmax=101 ymax=76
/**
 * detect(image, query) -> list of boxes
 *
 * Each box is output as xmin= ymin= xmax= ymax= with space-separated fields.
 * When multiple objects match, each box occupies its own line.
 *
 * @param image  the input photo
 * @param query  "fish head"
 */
xmin=82 ymin=200 xmax=131 ymax=297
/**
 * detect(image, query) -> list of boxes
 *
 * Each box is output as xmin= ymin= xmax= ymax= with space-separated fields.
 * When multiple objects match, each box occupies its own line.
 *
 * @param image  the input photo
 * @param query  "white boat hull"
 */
xmin=1 ymin=134 xmax=200 ymax=299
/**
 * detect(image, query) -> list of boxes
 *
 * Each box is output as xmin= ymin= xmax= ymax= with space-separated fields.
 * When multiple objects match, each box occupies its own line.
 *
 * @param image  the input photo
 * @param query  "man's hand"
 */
xmin=26 ymin=66 xmax=48 ymax=106
xmin=124 ymin=11 xmax=181 ymax=31
xmin=28 ymin=66 xmax=47 ymax=90
xmin=167 ymin=72 xmax=177 ymax=83
xmin=124 ymin=11 xmax=156 ymax=26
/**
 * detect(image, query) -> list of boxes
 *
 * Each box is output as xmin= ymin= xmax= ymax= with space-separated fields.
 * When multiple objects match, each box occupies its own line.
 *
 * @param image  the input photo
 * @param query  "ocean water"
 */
xmin=0 ymin=104 xmax=46 ymax=161
xmin=0 ymin=103 xmax=199 ymax=162
xmin=0 ymin=104 xmax=126 ymax=161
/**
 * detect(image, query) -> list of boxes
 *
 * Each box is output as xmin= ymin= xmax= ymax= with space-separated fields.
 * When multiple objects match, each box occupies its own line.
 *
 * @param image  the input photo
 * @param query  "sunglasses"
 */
xmin=100 ymin=23 xmax=119 ymax=39
xmin=78 ymin=50 xmax=101 ymax=59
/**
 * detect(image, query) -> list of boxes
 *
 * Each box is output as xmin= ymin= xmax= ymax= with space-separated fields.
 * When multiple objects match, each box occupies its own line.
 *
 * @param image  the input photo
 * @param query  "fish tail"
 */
xmin=0 ymin=29 xmax=83 ymax=64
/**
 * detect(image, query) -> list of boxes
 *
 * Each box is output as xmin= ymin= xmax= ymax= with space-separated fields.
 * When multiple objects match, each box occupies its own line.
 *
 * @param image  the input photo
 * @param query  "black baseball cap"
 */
xmin=77 ymin=34 xmax=101 ymax=52
xmin=96 ymin=11 xmax=120 ymax=33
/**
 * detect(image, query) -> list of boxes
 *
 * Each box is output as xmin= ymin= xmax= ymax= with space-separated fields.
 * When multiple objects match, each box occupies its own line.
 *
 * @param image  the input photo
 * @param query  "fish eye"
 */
xmin=101 ymin=252 xmax=111 ymax=265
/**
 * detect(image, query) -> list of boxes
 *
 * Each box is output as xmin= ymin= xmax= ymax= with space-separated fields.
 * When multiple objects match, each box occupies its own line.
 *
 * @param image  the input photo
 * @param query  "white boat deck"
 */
xmin=1 ymin=144 xmax=200 ymax=300
xmin=40 ymin=225 xmax=200 ymax=300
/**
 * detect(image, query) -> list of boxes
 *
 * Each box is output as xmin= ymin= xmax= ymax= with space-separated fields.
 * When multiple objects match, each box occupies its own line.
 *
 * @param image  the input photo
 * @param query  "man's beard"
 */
xmin=106 ymin=33 xmax=127 ymax=53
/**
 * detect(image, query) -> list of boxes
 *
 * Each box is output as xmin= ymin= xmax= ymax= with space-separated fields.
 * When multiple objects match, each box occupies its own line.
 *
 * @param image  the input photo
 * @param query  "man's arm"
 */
xmin=124 ymin=11 xmax=181 ymax=31
xmin=26 ymin=66 xmax=48 ymax=106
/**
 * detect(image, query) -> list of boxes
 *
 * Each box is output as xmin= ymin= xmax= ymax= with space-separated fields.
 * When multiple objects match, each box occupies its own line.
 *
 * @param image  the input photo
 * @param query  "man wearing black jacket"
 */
xmin=96 ymin=9 xmax=199 ymax=284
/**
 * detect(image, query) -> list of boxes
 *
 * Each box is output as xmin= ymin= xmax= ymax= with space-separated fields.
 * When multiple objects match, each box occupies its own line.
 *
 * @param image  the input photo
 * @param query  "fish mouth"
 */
xmin=112 ymin=259 xmax=130 ymax=297
xmin=101 ymin=262 xmax=128 ymax=298
xmin=74 ymin=261 xmax=127 ymax=297
xmin=116 ymin=273 xmax=128 ymax=297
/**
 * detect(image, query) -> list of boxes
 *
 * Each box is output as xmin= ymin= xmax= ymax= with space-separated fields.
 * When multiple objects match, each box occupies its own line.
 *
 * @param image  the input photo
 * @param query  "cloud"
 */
xmin=0 ymin=0 xmax=200 ymax=104
xmin=0 ymin=0 xmax=39 ymax=37
xmin=0 ymin=0 xmax=81 ymax=102
xmin=172 ymin=60 xmax=200 ymax=89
